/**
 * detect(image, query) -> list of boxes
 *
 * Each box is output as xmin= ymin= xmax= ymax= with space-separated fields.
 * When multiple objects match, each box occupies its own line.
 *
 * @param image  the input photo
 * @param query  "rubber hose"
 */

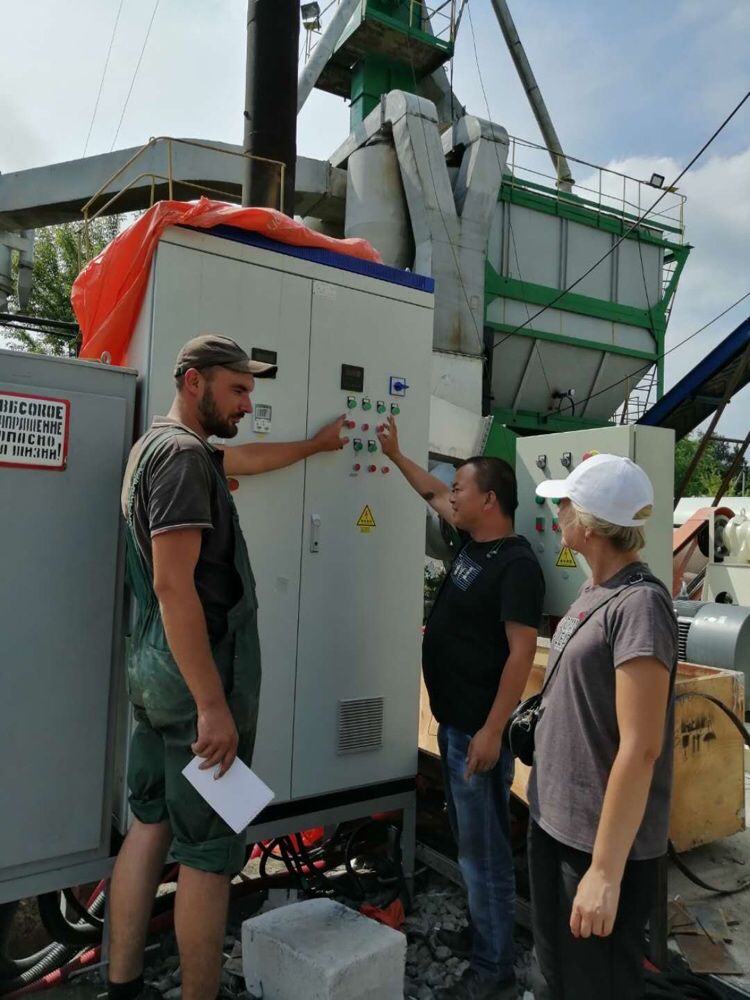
xmin=37 ymin=894 xmax=101 ymax=948
xmin=0 ymin=894 xmax=105 ymax=995
xmin=0 ymin=904 xmax=59 ymax=979
xmin=61 ymin=892 xmax=104 ymax=932
xmin=668 ymin=692 xmax=750 ymax=896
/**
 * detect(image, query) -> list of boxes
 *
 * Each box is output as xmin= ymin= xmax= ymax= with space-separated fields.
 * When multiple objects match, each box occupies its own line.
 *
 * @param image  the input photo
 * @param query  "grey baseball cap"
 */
xmin=174 ymin=335 xmax=277 ymax=378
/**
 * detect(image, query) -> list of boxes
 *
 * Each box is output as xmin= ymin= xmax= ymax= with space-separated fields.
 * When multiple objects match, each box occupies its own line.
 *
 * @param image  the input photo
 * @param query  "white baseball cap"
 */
xmin=535 ymin=453 xmax=654 ymax=527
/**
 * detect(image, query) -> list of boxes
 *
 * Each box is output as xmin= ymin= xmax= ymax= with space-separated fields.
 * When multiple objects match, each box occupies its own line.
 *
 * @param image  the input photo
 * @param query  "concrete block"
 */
xmin=242 ymin=898 xmax=406 ymax=1000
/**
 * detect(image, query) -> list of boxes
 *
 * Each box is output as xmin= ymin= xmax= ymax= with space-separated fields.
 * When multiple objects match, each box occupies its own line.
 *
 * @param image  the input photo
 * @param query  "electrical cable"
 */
xmin=490 ymin=86 xmax=750 ymax=352
xmin=60 ymin=891 xmax=104 ymax=932
xmin=82 ymin=0 xmax=125 ymax=156
xmin=109 ymin=0 xmax=162 ymax=152
xmin=663 ymin=693 xmax=750 ymax=897
xmin=36 ymin=893 xmax=102 ymax=948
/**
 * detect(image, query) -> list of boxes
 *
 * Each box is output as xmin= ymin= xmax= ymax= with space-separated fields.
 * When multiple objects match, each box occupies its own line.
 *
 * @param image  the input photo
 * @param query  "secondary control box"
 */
xmin=515 ymin=425 xmax=675 ymax=623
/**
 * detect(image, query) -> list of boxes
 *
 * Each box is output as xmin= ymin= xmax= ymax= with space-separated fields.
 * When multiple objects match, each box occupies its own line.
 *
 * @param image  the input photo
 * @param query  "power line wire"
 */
xmin=464 ymin=10 xmax=750 ymax=420
xmin=575 ymin=289 xmax=750 ymax=413
xmin=83 ymin=0 xmax=125 ymax=157
xmin=110 ymin=0 xmax=162 ymax=152
xmin=490 ymin=85 xmax=750 ymax=352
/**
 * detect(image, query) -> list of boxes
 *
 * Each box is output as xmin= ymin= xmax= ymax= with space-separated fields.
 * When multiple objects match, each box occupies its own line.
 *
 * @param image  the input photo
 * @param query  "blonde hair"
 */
xmin=571 ymin=503 xmax=649 ymax=552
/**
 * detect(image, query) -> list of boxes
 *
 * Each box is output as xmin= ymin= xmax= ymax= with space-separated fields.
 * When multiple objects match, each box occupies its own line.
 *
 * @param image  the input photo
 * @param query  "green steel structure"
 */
xmin=315 ymin=0 xmax=455 ymax=126
xmin=484 ymin=170 xmax=690 ymax=451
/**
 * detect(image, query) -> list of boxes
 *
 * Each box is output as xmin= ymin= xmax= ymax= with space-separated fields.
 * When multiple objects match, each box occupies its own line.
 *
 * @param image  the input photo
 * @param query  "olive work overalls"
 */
xmin=123 ymin=424 xmax=261 ymax=875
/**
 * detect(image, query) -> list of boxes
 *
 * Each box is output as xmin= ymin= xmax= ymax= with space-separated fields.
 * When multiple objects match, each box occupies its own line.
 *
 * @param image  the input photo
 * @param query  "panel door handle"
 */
xmin=310 ymin=514 xmax=321 ymax=553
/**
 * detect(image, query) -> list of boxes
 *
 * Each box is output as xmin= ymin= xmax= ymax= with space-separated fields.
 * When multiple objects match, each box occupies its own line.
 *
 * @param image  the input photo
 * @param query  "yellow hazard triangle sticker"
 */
xmin=555 ymin=546 xmax=577 ymax=568
xmin=356 ymin=505 xmax=376 ymax=533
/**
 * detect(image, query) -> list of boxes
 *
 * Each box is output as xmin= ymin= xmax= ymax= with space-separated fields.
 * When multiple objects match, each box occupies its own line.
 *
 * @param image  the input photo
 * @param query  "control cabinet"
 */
xmin=0 ymin=350 xmax=136 ymax=903
xmin=515 ymin=425 xmax=675 ymax=621
xmin=128 ymin=226 xmax=434 ymax=803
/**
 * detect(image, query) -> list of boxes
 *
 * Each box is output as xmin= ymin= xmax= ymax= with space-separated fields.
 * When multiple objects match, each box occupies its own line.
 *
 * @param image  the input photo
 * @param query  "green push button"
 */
xmin=390 ymin=403 xmax=400 ymax=415
xmin=353 ymin=439 xmax=363 ymax=452
xmin=367 ymin=440 xmax=377 ymax=453
xmin=362 ymin=398 xmax=372 ymax=411
xmin=376 ymin=401 xmax=386 ymax=414
xmin=346 ymin=396 xmax=357 ymax=409
xmin=535 ymin=495 xmax=545 ymax=505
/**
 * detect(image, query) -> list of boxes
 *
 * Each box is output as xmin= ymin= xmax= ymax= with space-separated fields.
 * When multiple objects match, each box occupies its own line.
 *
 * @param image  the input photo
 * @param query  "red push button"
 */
xmin=344 ymin=420 xmax=356 ymax=429
xmin=381 ymin=466 xmax=390 ymax=474
xmin=368 ymin=465 xmax=377 ymax=473
xmin=353 ymin=463 xmax=361 ymax=472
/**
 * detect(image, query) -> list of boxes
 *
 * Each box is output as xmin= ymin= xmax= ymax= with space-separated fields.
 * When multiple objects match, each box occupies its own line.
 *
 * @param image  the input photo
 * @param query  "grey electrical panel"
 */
xmin=0 ymin=350 xmax=136 ymax=904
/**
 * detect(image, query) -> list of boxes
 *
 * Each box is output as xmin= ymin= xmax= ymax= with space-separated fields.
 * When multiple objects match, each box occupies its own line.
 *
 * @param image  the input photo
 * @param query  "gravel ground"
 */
xmin=140 ymin=870 xmax=534 ymax=999
xmin=37 ymin=869 xmax=534 ymax=999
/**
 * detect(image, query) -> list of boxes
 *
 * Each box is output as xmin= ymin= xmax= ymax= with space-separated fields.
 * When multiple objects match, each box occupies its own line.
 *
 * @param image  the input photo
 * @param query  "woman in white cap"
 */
xmin=526 ymin=453 xmax=677 ymax=999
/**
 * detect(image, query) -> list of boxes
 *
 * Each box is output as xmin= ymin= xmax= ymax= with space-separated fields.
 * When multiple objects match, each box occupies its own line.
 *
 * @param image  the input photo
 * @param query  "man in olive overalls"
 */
xmin=110 ymin=336 xmax=347 ymax=1000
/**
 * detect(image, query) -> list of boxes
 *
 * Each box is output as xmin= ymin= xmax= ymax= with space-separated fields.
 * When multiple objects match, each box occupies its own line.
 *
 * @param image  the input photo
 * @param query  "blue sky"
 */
xmin=2 ymin=0 xmax=749 ymax=435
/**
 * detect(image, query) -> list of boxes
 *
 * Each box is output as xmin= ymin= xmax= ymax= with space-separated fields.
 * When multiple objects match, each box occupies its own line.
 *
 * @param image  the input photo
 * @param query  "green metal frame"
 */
xmin=490 ymin=407 xmax=609 ymax=436
xmin=347 ymin=0 xmax=454 ymax=126
xmin=482 ymin=420 xmax=518 ymax=464
xmin=484 ymin=317 xmax=658 ymax=363
xmin=485 ymin=172 xmax=692 ymax=432
xmin=500 ymin=175 xmax=686 ymax=243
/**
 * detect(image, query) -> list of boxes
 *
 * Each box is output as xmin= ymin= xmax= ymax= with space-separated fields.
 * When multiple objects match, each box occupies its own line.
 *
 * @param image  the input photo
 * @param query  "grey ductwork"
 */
xmin=332 ymin=92 xmax=508 ymax=357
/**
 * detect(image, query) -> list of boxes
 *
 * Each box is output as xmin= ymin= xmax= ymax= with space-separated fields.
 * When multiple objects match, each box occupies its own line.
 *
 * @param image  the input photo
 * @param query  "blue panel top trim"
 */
xmin=180 ymin=224 xmax=435 ymax=294
xmin=639 ymin=314 xmax=750 ymax=427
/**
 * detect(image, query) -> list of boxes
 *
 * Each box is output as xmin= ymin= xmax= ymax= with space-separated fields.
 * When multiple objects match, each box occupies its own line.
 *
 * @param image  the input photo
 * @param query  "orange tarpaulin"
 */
xmin=72 ymin=198 xmax=383 ymax=367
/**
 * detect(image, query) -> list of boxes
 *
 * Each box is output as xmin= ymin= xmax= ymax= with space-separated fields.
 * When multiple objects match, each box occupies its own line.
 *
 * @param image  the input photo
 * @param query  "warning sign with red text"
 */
xmin=0 ymin=392 xmax=70 ymax=470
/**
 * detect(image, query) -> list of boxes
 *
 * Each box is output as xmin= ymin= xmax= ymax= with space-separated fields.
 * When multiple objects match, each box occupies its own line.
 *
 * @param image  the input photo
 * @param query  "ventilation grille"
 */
xmin=677 ymin=620 xmax=690 ymax=662
xmin=337 ymin=697 xmax=384 ymax=755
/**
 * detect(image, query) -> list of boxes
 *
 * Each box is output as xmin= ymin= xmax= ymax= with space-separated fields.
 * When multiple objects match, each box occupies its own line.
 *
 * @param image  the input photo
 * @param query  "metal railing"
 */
xmin=79 ymin=136 xmax=285 ymax=264
xmin=302 ymin=0 xmax=456 ymax=61
xmin=504 ymin=134 xmax=686 ymax=241
xmin=407 ymin=0 xmax=456 ymax=40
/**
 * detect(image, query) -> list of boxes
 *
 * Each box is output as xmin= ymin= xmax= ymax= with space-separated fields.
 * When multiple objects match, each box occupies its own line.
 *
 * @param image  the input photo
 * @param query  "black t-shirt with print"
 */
xmin=423 ymin=534 xmax=545 ymax=736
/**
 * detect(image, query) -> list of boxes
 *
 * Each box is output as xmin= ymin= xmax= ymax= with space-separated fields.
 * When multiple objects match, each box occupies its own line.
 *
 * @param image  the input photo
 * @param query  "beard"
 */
xmin=198 ymin=384 xmax=240 ymax=438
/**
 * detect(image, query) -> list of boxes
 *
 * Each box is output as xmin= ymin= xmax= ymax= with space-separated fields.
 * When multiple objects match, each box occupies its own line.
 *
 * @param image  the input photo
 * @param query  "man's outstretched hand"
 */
xmin=376 ymin=416 xmax=402 ymax=460
xmin=312 ymin=415 xmax=349 ymax=452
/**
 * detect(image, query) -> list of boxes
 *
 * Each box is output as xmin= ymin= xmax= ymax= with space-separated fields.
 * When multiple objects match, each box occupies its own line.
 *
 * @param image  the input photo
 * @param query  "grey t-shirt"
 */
xmin=121 ymin=417 xmax=242 ymax=643
xmin=527 ymin=563 xmax=678 ymax=860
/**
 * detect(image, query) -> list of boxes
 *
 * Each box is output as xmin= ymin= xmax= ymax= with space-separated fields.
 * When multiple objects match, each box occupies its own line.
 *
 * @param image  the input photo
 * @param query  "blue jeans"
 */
xmin=438 ymin=724 xmax=516 ymax=981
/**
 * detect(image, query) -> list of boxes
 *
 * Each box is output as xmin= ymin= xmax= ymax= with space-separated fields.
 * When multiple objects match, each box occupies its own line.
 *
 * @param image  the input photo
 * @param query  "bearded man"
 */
xmin=110 ymin=335 xmax=346 ymax=1000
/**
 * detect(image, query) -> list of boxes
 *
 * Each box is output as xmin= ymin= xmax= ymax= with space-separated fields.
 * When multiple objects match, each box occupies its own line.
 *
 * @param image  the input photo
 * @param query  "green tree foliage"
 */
xmin=675 ymin=433 xmax=749 ymax=498
xmin=2 ymin=217 xmax=120 ymax=356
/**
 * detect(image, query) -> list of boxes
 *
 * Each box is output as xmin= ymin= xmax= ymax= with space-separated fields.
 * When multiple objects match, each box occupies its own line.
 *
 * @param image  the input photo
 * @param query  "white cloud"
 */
xmin=593 ymin=149 xmax=750 ymax=437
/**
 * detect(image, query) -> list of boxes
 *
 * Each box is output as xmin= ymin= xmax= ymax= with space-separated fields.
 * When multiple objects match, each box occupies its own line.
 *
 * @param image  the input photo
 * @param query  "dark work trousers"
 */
xmin=528 ymin=820 xmax=660 ymax=1000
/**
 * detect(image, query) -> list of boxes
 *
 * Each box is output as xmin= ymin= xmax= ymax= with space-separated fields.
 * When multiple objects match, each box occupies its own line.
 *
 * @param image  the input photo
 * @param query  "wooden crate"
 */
xmin=418 ymin=649 xmax=746 ymax=853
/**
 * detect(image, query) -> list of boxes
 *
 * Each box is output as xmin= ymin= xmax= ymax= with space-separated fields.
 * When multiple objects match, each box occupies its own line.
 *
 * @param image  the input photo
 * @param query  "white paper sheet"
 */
xmin=182 ymin=756 xmax=275 ymax=834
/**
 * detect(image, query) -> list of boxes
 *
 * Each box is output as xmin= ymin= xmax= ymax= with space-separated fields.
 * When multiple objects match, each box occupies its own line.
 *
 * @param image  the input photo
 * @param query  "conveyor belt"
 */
xmin=639 ymin=315 xmax=750 ymax=440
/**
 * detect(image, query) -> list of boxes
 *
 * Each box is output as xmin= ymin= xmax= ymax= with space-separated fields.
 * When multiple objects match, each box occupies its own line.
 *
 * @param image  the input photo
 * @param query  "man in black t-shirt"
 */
xmin=378 ymin=418 xmax=544 ymax=1000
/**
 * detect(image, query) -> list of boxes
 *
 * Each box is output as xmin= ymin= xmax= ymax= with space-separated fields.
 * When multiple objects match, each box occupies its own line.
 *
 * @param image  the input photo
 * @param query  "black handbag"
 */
xmin=505 ymin=692 xmax=544 ymax=766
xmin=504 ymin=577 xmax=645 ymax=766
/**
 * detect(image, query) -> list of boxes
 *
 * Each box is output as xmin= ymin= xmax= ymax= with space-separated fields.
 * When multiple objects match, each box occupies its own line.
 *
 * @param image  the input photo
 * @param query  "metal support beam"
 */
xmin=298 ymin=0 xmax=362 ymax=112
xmin=712 ymin=428 xmax=750 ymax=506
xmin=0 ymin=142 xmax=347 ymax=233
xmin=674 ymin=341 xmax=750 ymax=505
xmin=489 ymin=0 xmax=574 ymax=191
